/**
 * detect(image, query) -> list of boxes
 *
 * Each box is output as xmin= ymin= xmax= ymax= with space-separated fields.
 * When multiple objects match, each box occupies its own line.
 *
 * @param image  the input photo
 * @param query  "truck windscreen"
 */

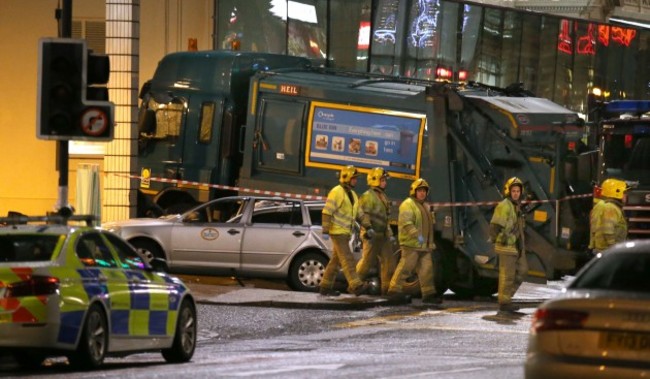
xmin=602 ymin=133 xmax=650 ymax=185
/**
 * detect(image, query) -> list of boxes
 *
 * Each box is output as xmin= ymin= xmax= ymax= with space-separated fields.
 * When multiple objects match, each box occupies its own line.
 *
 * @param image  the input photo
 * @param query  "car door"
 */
xmin=104 ymin=232 xmax=175 ymax=339
xmin=75 ymin=232 xmax=133 ymax=337
xmin=239 ymin=199 xmax=310 ymax=273
xmin=169 ymin=198 xmax=247 ymax=271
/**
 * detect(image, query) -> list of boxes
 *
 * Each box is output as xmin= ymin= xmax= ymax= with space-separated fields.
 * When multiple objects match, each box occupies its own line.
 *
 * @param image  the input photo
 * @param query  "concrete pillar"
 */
xmin=104 ymin=0 xmax=139 ymax=222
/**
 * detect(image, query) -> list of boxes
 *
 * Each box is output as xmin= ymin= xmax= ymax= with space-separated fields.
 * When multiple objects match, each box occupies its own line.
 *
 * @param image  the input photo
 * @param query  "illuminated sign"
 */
xmin=305 ymin=102 xmax=425 ymax=179
xmin=560 ymin=20 xmax=638 ymax=55
xmin=358 ymin=21 xmax=370 ymax=49
xmin=280 ymin=84 xmax=300 ymax=95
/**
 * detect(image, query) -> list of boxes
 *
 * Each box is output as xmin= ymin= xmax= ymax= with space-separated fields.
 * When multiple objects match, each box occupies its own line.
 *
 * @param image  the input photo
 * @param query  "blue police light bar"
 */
xmin=605 ymin=100 xmax=650 ymax=114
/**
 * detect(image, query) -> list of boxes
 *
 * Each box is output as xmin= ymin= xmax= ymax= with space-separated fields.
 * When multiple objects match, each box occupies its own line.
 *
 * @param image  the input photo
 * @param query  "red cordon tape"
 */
xmin=427 ymin=193 xmax=593 ymax=208
xmin=115 ymin=173 xmax=593 ymax=207
xmin=115 ymin=173 xmax=328 ymax=201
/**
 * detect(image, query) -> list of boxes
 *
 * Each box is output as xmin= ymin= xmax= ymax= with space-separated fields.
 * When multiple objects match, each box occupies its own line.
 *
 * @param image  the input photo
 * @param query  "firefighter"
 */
xmin=490 ymin=177 xmax=528 ymax=313
xmin=387 ymin=178 xmax=441 ymax=304
xmin=320 ymin=165 xmax=370 ymax=297
xmin=356 ymin=167 xmax=398 ymax=296
xmin=589 ymin=178 xmax=628 ymax=253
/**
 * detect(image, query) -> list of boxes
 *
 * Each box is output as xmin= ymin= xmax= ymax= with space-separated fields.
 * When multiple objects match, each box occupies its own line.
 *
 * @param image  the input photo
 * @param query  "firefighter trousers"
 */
xmin=321 ymin=234 xmax=363 ymax=292
xmin=356 ymin=234 xmax=398 ymax=295
xmin=497 ymin=250 xmax=528 ymax=305
xmin=388 ymin=247 xmax=436 ymax=297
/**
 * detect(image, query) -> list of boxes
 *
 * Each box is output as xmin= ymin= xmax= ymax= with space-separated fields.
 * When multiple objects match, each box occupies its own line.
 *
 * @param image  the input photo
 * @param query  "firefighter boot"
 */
xmin=422 ymin=294 xmax=443 ymax=305
xmin=351 ymin=282 xmax=370 ymax=296
xmin=498 ymin=303 xmax=520 ymax=312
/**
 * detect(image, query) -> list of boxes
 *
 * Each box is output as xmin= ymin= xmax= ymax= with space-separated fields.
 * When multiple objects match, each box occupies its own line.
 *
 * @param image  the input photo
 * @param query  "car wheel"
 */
xmin=130 ymin=239 xmax=168 ymax=271
xmin=162 ymin=299 xmax=197 ymax=363
xmin=288 ymin=252 xmax=328 ymax=292
xmin=69 ymin=304 xmax=107 ymax=369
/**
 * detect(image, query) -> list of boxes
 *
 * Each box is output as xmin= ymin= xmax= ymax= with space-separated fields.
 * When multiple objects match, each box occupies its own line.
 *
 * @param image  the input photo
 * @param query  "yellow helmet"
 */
xmin=339 ymin=165 xmax=360 ymax=185
xmin=503 ymin=177 xmax=524 ymax=197
xmin=601 ymin=178 xmax=627 ymax=200
xmin=367 ymin=167 xmax=389 ymax=187
xmin=409 ymin=178 xmax=429 ymax=197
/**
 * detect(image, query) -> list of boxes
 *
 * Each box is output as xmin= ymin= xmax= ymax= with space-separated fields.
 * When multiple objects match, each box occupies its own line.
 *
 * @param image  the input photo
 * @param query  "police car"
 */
xmin=0 ymin=215 xmax=197 ymax=369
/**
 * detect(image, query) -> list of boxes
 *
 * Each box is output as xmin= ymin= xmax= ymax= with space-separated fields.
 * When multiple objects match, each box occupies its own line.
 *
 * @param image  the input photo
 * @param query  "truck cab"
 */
xmin=136 ymin=51 xmax=310 ymax=216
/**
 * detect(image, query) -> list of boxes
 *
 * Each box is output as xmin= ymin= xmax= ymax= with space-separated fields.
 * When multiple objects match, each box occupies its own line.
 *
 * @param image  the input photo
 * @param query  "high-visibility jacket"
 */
xmin=358 ymin=187 xmax=392 ymax=237
xmin=398 ymin=197 xmax=435 ymax=249
xmin=589 ymin=199 xmax=627 ymax=251
xmin=322 ymin=184 xmax=358 ymax=236
xmin=490 ymin=198 xmax=525 ymax=255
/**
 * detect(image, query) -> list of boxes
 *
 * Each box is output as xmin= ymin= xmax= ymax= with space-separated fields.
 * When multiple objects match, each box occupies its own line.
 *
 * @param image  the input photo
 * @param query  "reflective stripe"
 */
xmin=323 ymin=185 xmax=358 ymax=235
xmin=359 ymin=188 xmax=390 ymax=233
xmin=589 ymin=200 xmax=627 ymax=250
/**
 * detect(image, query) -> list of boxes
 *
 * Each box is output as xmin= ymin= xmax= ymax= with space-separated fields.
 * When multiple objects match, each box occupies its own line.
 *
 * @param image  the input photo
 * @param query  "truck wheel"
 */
xmin=288 ymin=252 xmax=328 ymax=292
xmin=69 ymin=304 xmax=107 ymax=369
xmin=450 ymin=274 xmax=498 ymax=299
xmin=162 ymin=299 xmax=197 ymax=363
xmin=130 ymin=239 xmax=168 ymax=271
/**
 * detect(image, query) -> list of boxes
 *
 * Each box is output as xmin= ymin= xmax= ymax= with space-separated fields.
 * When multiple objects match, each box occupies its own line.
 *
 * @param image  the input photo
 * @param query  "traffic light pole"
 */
xmin=55 ymin=0 xmax=71 ymax=216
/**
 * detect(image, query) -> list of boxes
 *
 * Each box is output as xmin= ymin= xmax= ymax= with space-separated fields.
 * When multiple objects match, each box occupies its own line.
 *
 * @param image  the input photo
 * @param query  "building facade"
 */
xmin=1 ymin=0 xmax=649 ymax=220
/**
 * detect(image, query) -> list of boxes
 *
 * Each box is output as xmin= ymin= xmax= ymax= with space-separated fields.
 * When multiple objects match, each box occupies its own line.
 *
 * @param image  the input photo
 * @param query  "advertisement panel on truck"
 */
xmin=305 ymin=101 xmax=426 ymax=179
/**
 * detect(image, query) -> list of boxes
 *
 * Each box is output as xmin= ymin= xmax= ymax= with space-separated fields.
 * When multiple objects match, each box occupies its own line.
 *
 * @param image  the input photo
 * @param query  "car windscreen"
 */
xmin=569 ymin=252 xmax=650 ymax=293
xmin=0 ymin=235 xmax=61 ymax=262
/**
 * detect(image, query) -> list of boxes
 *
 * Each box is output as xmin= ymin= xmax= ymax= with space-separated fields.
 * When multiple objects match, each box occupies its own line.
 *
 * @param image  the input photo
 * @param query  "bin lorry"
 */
xmin=590 ymin=100 xmax=650 ymax=238
xmin=136 ymin=50 xmax=593 ymax=297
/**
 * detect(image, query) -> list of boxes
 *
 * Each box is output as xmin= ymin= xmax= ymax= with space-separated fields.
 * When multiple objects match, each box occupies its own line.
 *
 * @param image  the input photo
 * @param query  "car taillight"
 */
xmin=531 ymin=308 xmax=588 ymax=333
xmin=4 ymin=276 xmax=59 ymax=298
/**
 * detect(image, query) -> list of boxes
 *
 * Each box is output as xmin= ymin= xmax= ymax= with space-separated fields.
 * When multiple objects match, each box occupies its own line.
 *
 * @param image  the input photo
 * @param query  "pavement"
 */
xmin=185 ymin=278 xmax=568 ymax=310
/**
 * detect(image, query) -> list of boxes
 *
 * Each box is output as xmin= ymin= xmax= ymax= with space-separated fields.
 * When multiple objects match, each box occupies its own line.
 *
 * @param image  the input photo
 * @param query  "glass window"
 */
xmin=196 ymin=198 xmax=247 ymax=223
xmin=104 ymin=232 xmax=148 ymax=270
xmin=76 ymin=232 xmax=117 ymax=268
xmin=287 ymin=0 xmax=327 ymax=64
xmin=370 ymin=0 xmax=402 ymax=75
xmin=308 ymin=205 xmax=323 ymax=225
xmin=403 ymin=0 xmax=453 ymax=80
xmin=475 ymin=7 xmax=504 ymax=86
xmin=140 ymin=97 xmax=183 ymax=139
xmin=518 ymin=14 xmax=543 ymax=96
xmin=216 ymin=0 xmax=287 ymax=53
xmin=0 ymin=235 xmax=60 ymax=262
xmin=257 ymin=99 xmax=306 ymax=173
xmin=571 ymin=252 xmax=650 ymax=293
xmin=500 ymin=10 xmax=522 ymax=88
xmin=328 ymin=0 xmax=372 ymax=70
xmin=460 ymin=4 xmax=482 ymax=80
xmin=251 ymin=199 xmax=303 ymax=225
xmin=199 ymin=102 xmax=216 ymax=144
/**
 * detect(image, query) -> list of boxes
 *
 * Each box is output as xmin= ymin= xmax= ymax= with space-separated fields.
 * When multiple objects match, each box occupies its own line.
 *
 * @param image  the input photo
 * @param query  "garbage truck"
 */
xmin=136 ymin=50 xmax=594 ymax=297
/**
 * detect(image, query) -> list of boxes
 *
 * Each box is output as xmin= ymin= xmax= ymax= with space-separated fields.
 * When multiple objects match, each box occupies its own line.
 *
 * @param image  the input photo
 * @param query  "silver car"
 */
xmin=104 ymin=196 xmax=359 ymax=292
xmin=525 ymin=240 xmax=650 ymax=379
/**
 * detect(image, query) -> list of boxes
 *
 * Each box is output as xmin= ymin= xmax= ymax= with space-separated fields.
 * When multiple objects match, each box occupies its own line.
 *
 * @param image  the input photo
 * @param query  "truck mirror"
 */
xmin=138 ymin=108 xmax=156 ymax=134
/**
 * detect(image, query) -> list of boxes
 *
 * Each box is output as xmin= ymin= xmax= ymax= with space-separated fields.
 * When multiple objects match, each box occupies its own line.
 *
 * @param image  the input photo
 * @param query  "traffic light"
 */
xmin=37 ymin=38 xmax=114 ymax=141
